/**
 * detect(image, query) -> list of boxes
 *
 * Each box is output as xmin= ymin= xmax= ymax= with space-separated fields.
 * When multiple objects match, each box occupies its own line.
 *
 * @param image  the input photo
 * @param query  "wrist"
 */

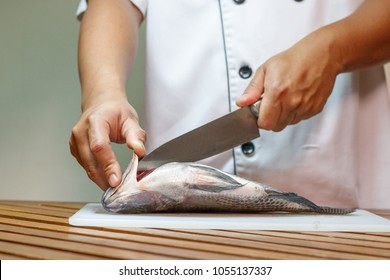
xmin=292 ymin=25 xmax=344 ymax=78
xmin=319 ymin=24 xmax=355 ymax=74
xmin=81 ymin=87 xmax=128 ymax=112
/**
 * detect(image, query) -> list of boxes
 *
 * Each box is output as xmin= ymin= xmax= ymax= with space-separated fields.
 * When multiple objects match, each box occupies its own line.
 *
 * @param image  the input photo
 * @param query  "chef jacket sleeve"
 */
xmin=131 ymin=0 xmax=147 ymax=16
xmin=75 ymin=0 xmax=87 ymax=20
xmin=76 ymin=0 xmax=147 ymax=21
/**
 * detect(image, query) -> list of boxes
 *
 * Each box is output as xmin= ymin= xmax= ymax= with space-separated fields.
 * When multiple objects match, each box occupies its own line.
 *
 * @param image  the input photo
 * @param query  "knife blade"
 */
xmin=137 ymin=100 xmax=262 ymax=171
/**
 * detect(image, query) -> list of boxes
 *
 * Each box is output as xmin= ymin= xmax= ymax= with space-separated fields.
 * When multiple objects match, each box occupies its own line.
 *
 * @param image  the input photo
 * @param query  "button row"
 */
xmin=234 ymin=0 xmax=305 ymax=158
xmin=241 ymin=141 xmax=255 ymax=156
xmin=238 ymin=65 xmax=252 ymax=79
xmin=233 ymin=0 xmax=272 ymax=157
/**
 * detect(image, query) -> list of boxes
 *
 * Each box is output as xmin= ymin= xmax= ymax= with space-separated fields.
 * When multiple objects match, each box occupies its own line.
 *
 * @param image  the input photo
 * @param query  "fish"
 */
xmin=102 ymin=155 xmax=355 ymax=215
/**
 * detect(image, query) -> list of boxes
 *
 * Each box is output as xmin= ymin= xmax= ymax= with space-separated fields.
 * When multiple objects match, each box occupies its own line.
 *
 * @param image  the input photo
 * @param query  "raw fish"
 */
xmin=102 ymin=155 xmax=355 ymax=215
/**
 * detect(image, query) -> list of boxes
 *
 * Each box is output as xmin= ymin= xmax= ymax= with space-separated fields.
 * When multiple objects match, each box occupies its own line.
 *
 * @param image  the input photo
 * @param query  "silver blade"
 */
xmin=138 ymin=106 xmax=260 ymax=171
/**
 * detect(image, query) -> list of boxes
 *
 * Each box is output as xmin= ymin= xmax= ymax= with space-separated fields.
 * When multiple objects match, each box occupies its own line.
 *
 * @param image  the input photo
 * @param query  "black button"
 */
xmin=239 ymin=65 xmax=252 ymax=79
xmin=294 ymin=0 xmax=304 ymax=2
xmin=241 ymin=142 xmax=255 ymax=156
xmin=233 ymin=0 xmax=245 ymax=4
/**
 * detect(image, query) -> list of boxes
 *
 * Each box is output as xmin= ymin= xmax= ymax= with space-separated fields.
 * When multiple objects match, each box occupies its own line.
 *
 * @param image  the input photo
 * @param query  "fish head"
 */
xmin=103 ymin=187 xmax=173 ymax=213
xmin=102 ymin=154 xmax=144 ymax=213
xmin=102 ymin=154 xmax=179 ymax=213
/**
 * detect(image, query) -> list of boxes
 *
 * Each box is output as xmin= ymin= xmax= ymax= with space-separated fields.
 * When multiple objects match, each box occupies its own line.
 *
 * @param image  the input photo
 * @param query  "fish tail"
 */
xmin=270 ymin=192 xmax=355 ymax=215
xmin=314 ymin=207 xmax=356 ymax=215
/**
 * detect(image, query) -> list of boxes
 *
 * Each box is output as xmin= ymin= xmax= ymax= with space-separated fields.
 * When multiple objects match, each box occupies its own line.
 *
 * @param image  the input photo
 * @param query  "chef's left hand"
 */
xmin=236 ymin=31 xmax=339 ymax=132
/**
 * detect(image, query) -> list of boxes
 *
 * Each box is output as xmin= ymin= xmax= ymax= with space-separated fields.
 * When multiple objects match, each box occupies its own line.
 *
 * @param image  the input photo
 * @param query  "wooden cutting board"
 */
xmin=69 ymin=203 xmax=390 ymax=232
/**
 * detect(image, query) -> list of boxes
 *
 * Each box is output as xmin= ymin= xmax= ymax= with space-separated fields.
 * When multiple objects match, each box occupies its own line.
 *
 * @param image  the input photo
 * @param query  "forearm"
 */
xmin=323 ymin=0 xmax=390 ymax=73
xmin=78 ymin=0 xmax=142 ymax=111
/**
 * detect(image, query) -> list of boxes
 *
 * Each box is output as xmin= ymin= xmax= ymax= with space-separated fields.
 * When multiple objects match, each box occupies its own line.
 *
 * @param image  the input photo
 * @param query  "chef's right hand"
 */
xmin=69 ymin=96 xmax=146 ymax=191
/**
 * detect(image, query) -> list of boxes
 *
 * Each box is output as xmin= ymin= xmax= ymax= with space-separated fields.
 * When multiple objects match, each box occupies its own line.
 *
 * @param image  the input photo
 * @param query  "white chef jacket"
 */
xmin=77 ymin=0 xmax=390 ymax=209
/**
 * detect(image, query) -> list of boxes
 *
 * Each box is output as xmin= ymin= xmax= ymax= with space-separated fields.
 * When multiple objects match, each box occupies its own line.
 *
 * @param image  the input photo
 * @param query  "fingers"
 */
xmin=70 ymin=102 xmax=148 ymax=190
xmin=88 ymin=115 xmax=122 ymax=188
xmin=257 ymin=93 xmax=282 ymax=131
xmin=266 ymin=93 xmax=304 ymax=131
xmin=70 ymin=124 xmax=111 ymax=191
xmin=236 ymin=66 xmax=285 ymax=131
xmin=260 ymin=89 xmax=313 ymax=131
xmin=122 ymin=118 xmax=147 ymax=158
xmin=236 ymin=64 xmax=328 ymax=131
xmin=236 ymin=67 xmax=265 ymax=107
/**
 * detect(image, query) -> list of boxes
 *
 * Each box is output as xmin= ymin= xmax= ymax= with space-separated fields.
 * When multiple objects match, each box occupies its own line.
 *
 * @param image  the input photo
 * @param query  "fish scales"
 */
xmin=102 ymin=155 xmax=355 ymax=215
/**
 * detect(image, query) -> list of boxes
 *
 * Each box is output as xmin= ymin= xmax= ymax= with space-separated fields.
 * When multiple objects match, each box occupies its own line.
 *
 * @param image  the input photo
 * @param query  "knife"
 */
xmin=137 ymin=100 xmax=262 ymax=171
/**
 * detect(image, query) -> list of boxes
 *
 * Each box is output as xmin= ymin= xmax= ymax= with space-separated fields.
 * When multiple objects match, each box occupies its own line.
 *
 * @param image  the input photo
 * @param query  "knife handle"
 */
xmin=249 ymin=95 xmax=263 ymax=118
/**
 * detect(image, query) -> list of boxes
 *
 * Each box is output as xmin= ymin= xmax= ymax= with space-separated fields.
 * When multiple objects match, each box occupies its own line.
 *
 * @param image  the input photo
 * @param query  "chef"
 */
xmin=70 ymin=0 xmax=390 ymax=209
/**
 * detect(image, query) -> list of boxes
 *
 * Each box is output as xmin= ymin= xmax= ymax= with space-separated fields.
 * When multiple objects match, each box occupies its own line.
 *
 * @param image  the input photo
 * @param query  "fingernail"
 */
xmin=133 ymin=141 xmax=145 ymax=155
xmin=108 ymin=173 xmax=119 ymax=187
xmin=235 ymin=98 xmax=244 ymax=106
xmin=236 ymin=93 xmax=247 ymax=102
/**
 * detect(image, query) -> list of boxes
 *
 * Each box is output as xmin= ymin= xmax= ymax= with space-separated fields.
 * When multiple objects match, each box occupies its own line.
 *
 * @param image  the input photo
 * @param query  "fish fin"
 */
xmin=188 ymin=165 xmax=243 ymax=193
xmin=190 ymin=184 xmax=242 ymax=193
xmin=268 ymin=191 xmax=322 ymax=211
xmin=120 ymin=154 xmax=139 ymax=185
xmin=267 ymin=191 xmax=355 ymax=214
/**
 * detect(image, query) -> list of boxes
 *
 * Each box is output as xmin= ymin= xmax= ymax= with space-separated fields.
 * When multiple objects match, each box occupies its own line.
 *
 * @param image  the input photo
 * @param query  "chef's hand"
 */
xmin=236 ymin=31 xmax=339 ymax=132
xmin=69 ymin=96 xmax=146 ymax=191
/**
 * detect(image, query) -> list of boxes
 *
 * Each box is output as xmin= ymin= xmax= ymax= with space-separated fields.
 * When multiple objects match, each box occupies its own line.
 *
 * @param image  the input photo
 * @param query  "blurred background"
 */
xmin=0 ymin=0 xmax=145 ymax=201
xmin=1 ymin=1 xmax=390 ymax=203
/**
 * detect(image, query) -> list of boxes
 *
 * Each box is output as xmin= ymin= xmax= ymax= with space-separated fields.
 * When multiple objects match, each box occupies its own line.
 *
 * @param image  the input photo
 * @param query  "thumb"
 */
xmin=122 ymin=119 xmax=147 ymax=158
xmin=236 ymin=66 xmax=265 ymax=107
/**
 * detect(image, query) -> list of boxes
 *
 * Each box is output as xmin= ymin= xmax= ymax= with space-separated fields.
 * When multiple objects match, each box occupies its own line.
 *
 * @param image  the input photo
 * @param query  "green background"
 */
xmin=0 ymin=0 xmax=146 ymax=201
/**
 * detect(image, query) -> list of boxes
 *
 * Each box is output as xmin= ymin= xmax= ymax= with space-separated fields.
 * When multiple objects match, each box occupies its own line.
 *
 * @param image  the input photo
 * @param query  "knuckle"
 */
xmin=315 ymin=103 xmax=325 ymax=114
xmin=71 ymin=126 xmax=81 ymax=139
xmin=69 ymin=134 xmax=81 ymax=160
xmin=272 ymin=126 xmax=286 ymax=132
xmin=272 ymin=126 xmax=284 ymax=132
xmin=86 ymin=167 xmax=100 ymax=182
xmin=68 ymin=136 xmax=73 ymax=148
xmin=258 ymin=119 xmax=274 ymax=131
xmin=254 ymin=66 xmax=262 ymax=75
xmin=86 ymin=114 xmax=98 ymax=126
xmin=290 ymin=95 xmax=303 ymax=110
xmin=247 ymin=80 xmax=259 ymax=92
xmin=90 ymin=140 xmax=108 ymax=154
xmin=69 ymin=140 xmax=76 ymax=155
xmin=267 ymin=81 xmax=288 ymax=97
xmin=103 ymin=162 xmax=118 ymax=175
xmin=128 ymin=106 xmax=139 ymax=119
xmin=138 ymin=128 xmax=147 ymax=142
xmin=274 ymin=84 xmax=287 ymax=95
xmin=310 ymin=104 xmax=323 ymax=116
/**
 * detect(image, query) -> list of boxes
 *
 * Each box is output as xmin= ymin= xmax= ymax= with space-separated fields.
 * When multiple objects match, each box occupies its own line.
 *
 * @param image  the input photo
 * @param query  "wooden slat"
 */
xmin=161 ymin=229 xmax=390 ymax=256
xmin=0 ymin=217 xmax=313 ymax=260
xmin=0 ymin=231 xmax=173 ymax=260
xmin=0 ymin=201 xmax=84 ymax=211
xmin=0 ymin=251 xmax=30 ymax=260
xmin=0 ymin=240 xmax=103 ymax=260
xmin=299 ymin=231 xmax=390 ymax=240
xmin=0 ymin=223 xmax=245 ymax=260
xmin=219 ymin=230 xmax=390 ymax=248
xmin=0 ymin=203 xmax=75 ymax=218
xmin=0 ymin=210 xmax=384 ymax=258
xmin=107 ymin=228 xmax=387 ymax=259
xmin=0 ymin=209 xmax=67 ymax=224
xmin=117 ymin=227 xmax=390 ymax=248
